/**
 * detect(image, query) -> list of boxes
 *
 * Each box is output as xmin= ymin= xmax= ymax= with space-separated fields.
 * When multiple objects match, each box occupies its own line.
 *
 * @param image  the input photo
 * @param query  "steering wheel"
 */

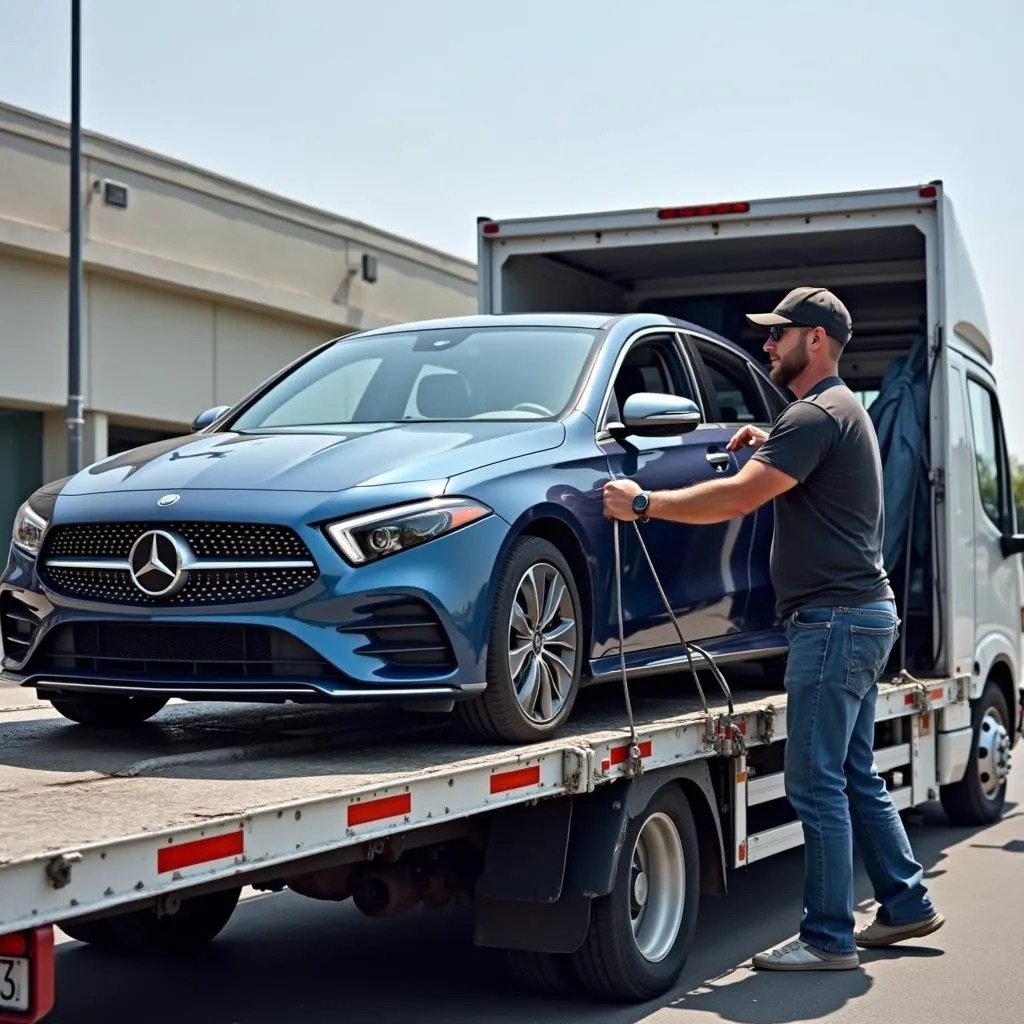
xmin=511 ymin=402 xmax=553 ymax=416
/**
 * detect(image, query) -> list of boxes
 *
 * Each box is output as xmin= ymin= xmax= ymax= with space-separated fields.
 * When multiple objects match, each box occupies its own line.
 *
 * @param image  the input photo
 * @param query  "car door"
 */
xmin=600 ymin=329 xmax=741 ymax=657
xmin=682 ymin=332 xmax=780 ymax=636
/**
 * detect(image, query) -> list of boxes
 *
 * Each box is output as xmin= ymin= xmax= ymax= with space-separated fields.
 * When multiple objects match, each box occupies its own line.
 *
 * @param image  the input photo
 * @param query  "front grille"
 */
xmin=338 ymin=598 xmax=455 ymax=671
xmin=0 ymin=593 xmax=42 ymax=660
xmin=45 ymin=521 xmax=310 ymax=560
xmin=44 ymin=565 xmax=319 ymax=606
xmin=35 ymin=622 xmax=342 ymax=681
xmin=40 ymin=521 xmax=319 ymax=606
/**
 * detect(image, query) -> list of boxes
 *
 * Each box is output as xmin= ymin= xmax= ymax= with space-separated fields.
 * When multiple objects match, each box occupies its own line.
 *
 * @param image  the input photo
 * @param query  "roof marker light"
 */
xmin=657 ymin=201 xmax=750 ymax=220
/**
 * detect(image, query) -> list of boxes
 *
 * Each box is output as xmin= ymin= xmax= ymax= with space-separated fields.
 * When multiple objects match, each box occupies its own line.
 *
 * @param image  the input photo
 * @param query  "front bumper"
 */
xmin=1 ymin=506 xmax=510 ymax=705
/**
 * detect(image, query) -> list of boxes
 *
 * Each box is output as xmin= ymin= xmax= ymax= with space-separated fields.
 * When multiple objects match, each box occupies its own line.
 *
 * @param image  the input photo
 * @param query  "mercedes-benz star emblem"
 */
xmin=157 ymin=493 xmax=180 ymax=507
xmin=128 ymin=530 xmax=189 ymax=597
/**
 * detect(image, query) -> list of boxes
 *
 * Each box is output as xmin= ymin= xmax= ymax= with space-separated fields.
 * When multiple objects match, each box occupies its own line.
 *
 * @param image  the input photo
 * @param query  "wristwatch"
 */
xmin=632 ymin=490 xmax=652 ymax=523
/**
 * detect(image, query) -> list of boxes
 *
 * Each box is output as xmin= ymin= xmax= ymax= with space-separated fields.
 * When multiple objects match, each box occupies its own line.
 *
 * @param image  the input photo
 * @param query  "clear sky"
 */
xmin=3 ymin=0 xmax=1023 ymax=449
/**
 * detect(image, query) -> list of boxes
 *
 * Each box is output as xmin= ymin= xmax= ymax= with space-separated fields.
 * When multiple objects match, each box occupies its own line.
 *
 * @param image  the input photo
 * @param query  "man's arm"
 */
xmin=602 ymin=401 xmax=837 ymax=524
xmin=646 ymin=458 xmax=797 ymax=523
xmin=602 ymin=458 xmax=798 ymax=524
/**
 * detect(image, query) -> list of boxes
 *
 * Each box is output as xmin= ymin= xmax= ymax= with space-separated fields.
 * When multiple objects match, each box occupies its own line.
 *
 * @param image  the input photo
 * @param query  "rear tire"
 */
xmin=570 ymin=783 xmax=700 ymax=1002
xmin=455 ymin=536 xmax=583 ymax=744
xmin=939 ymin=679 xmax=1012 ymax=825
xmin=48 ymin=692 xmax=169 ymax=727
xmin=504 ymin=948 xmax=580 ymax=996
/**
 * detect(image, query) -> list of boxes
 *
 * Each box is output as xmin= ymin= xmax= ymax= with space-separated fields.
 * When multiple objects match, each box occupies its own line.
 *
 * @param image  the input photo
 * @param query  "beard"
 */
xmin=769 ymin=335 xmax=810 ymax=387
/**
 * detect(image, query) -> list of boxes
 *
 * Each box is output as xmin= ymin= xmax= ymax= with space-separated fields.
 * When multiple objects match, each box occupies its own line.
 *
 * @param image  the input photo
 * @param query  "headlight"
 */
xmin=324 ymin=497 xmax=491 ymax=565
xmin=12 ymin=500 xmax=48 ymax=556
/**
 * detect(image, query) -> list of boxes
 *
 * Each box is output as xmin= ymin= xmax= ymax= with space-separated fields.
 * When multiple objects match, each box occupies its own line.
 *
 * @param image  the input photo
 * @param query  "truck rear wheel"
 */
xmin=48 ymin=692 xmax=169 ymax=727
xmin=939 ymin=679 xmax=1012 ymax=825
xmin=504 ymin=948 xmax=580 ymax=995
xmin=570 ymin=782 xmax=700 ymax=1002
xmin=455 ymin=536 xmax=582 ymax=744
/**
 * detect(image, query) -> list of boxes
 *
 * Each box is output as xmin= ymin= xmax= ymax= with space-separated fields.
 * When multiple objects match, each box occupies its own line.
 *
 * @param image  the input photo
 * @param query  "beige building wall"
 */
xmin=0 ymin=101 xmax=477 ymax=526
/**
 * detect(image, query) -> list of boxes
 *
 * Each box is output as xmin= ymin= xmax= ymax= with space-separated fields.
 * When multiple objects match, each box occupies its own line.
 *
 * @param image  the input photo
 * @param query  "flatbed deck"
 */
xmin=0 ymin=666 xmax=962 ymax=940
xmin=0 ymin=676 xmax=757 ymax=863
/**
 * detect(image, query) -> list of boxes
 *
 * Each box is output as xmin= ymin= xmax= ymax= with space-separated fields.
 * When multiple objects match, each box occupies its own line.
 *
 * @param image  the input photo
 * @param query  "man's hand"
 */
xmin=603 ymin=478 xmax=642 ymax=521
xmin=726 ymin=425 xmax=769 ymax=452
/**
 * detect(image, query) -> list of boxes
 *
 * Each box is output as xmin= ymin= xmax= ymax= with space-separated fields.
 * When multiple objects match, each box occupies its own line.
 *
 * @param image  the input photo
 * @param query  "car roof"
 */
xmin=333 ymin=311 xmax=758 ymax=363
xmin=347 ymin=312 xmax=621 ymax=336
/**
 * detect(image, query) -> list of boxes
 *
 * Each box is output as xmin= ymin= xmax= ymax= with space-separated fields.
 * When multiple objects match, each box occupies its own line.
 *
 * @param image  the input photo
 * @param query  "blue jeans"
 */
xmin=783 ymin=599 xmax=935 ymax=954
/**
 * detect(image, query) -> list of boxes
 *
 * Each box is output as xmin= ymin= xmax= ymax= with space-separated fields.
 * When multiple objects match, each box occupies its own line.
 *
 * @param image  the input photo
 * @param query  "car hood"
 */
xmin=60 ymin=421 xmax=566 ymax=496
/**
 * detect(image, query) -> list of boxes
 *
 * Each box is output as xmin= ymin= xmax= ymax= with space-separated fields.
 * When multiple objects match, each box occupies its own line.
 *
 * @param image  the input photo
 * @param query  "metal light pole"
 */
xmin=66 ymin=0 xmax=84 ymax=475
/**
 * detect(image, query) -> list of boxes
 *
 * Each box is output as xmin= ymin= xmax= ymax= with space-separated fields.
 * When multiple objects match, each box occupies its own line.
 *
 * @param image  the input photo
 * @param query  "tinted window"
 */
xmin=606 ymin=333 xmax=698 ymax=423
xmin=691 ymin=338 xmax=769 ymax=423
xmin=967 ymin=378 xmax=1011 ymax=532
xmin=230 ymin=326 xmax=600 ymax=428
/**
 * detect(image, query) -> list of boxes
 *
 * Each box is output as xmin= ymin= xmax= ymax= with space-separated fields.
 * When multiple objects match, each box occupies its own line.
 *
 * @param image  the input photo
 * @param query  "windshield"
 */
xmin=229 ymin=325 xmax=601 ymax=428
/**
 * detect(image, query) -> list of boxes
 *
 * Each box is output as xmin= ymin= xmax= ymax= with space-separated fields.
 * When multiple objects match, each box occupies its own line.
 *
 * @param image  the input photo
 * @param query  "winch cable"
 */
xmin=630 ymin=517 xmax=735 ymax=716
xmin=606 ymin=458 xmax=736 ymax=762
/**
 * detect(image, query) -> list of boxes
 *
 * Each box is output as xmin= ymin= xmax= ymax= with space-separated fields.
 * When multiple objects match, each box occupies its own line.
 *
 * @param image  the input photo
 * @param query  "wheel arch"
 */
xmin=973 ymin=632 xmax=1018 ymax=738
xmin=472 ymin=761 xmax=727 ymax=956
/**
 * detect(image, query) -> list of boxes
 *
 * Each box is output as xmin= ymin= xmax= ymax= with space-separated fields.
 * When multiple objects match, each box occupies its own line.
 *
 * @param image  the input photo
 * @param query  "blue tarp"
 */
xmin=867 ymin=332 xmax=930 ymax=604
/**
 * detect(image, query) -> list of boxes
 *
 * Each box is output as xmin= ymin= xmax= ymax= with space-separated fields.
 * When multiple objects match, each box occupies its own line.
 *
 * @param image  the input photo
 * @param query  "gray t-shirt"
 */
xmin=752 ymin=375 xmax=894 ymax=620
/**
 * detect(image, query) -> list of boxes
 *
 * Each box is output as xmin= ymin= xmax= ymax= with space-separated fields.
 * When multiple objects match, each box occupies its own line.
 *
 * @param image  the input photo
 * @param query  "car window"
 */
xmin=967 ymin=377 xmax=1012 ymax=533
xmin=605 ymin=333 xmax=698 ymax=424
xmin=229 ymin=325 xmax=601 ymax=427
xmin=690 ymin=337 xmax=769 ymax=424
xmin=253 ymin=357 xmax=383 ymax=428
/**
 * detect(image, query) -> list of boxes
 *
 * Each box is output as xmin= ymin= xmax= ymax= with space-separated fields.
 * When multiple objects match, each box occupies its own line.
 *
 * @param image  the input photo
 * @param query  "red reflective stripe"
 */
xmin=609 ymin=740 xmax=652 ymax=765
xmin=157 ymin=830 xmax=244 ymax=874
xmin=347 ymin=793 xmax=411 ymax=827
xmin=489 ymin=765 xmax=541 ymax=794
xmin=602 ymin=739 xmax=653 ymax=770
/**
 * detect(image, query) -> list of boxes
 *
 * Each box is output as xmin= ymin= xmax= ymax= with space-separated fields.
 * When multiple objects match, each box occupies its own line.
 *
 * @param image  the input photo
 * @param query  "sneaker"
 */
xmin=752 ymin=938 xmax=859 ymax=971
xmin=855 ymin=910 xmax=945 ymax=948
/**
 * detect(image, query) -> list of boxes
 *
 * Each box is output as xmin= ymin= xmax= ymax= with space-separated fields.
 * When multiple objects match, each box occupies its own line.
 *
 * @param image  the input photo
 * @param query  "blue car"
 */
xmin=1 ymin=312 xmax=790 ymax=743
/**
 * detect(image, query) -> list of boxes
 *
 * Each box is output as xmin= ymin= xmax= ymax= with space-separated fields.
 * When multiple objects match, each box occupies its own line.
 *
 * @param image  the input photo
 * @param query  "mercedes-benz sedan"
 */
xmin=1 ymin=312 xmax=789 ymax=743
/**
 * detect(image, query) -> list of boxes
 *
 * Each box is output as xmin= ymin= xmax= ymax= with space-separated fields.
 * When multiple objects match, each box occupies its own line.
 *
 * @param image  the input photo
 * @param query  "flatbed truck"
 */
xmin=2 ymin=180 xmax=1021 ymax=1019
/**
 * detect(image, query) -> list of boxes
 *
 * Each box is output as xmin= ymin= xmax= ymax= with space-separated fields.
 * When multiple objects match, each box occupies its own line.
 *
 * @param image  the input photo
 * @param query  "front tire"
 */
xmin=939 ymin=679 xmax=1012 ymax=825
xmin=48 ymin=692 xmax=169 ymax=727
xmin=570 ymin=783 xmax=700 ymax=1002
xmin=455 ymin=536 xmax=583 ymax=744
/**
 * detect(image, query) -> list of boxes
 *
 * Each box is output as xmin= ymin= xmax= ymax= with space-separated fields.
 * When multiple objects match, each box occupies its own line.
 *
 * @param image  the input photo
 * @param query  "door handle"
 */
xmin=706 ymin=451 xmax=731 ymax=469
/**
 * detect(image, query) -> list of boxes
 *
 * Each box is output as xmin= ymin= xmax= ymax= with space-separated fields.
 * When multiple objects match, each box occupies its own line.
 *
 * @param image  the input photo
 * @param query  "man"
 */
xmin=603 ymin=286 xmax=943 ymax=971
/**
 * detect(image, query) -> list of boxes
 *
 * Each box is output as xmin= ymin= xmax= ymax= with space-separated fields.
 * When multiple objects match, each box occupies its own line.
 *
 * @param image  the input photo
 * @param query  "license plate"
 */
xmin=0 ymin=956 xmax=29 ymax=1012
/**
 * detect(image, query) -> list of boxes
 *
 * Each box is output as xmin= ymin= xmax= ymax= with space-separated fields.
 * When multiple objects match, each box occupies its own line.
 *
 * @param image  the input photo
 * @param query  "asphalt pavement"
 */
xmin=3 ymin=686 xmax=1022 ymax=1024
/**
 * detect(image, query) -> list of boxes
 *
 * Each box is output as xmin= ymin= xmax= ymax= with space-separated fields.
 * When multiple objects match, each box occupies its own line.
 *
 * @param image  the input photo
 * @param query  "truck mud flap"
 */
xmin=473 ymin=759 xmax=725 ymax=954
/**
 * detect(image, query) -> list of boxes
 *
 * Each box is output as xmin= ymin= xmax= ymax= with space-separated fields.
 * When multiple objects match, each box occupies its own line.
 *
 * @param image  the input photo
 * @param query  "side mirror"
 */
xmin=191 ymin=405 xmax=231 ymax=432
xmin=1000 ymin=533 xmax=1024 ymax=558
xmin=609 ymin=393 xmax=702 ymax=438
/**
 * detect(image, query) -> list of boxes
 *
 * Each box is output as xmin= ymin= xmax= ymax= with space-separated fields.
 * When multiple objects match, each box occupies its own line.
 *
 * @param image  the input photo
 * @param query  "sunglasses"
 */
xmin=767 ymin=324 xmax=812 ymax=341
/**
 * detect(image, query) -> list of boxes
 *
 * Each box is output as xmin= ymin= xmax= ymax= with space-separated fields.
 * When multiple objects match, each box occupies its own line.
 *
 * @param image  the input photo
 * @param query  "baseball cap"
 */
xmin=746 ymin=286 xmax=853 ymax=345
